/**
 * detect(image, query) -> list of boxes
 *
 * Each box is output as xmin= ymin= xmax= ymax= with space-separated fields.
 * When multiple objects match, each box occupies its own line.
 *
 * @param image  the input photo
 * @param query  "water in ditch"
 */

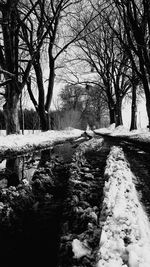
xmin=0 ymin=142 xmax=75 ymax=267
xmin=0 ymin=137 xmax=112 ymax=267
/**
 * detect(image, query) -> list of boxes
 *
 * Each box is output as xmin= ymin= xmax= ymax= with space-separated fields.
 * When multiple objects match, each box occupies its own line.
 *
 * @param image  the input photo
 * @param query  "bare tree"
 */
xmin=20 ymin=0 xmax=95 ymax=131
xmin=71 ymin=5 xmax=132 ymax=126
xmin=107 ymin=0 xmax=150 ymax=128
xmin=0 ymin=0 xmax=40 ymax=134
xmin=0 ymin=0 xmax=22 ymax=134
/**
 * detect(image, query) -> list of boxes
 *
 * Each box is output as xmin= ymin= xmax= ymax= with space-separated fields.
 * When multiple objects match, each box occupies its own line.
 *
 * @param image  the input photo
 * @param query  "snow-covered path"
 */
xmin=94 ymin=125 xmax=150 ymax=151
xmin=0 ymin=128 xmax=83 ymax=155
xmin=97 ymin=146 xmax=150 ymax=267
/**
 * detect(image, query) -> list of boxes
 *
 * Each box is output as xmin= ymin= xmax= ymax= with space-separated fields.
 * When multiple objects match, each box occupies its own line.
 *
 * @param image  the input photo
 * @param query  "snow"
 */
xmin=95 ymin=124 xmax=131 ymax=136
xmin=97 ymin=146 xmax=150 ymax=267
xmin=72 ymin=239 xmax=91 ymax=258
xmin=94 ymin=125 xmax=150 ymax=145
xmin=1 ymin=124 xmax=150 ymax=155
xmin=0 ymin=128 xmax=83 ymax=155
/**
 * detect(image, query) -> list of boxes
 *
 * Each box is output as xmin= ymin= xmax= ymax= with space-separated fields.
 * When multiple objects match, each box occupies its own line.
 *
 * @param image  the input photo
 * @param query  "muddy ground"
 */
xmin=0 ymin=136 xmax=150 ymax=267
xmin=0 ymin=137 xmax=110 ymax=267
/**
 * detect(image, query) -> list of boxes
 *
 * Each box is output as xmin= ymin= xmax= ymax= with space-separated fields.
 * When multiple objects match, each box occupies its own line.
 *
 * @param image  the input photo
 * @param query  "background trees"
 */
xmin=64 ymin=2 xmax=133 ymax=127
xmin=58 ymin=84 xmax=109 ymax=129
xmin=20 ymin=0 xmax=95 ymax=131
xmin=108 ymin=0 xmax=150 ymax=128
xmin=0 ymin=0 xmax=149 ymax=134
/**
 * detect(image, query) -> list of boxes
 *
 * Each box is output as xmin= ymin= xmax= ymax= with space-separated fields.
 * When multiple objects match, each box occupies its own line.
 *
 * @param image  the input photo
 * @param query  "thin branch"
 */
xmin=0 ymin=79 xmax=12 ymax=87
xmin=26 ymin=77 xmax=38 ymax=111
xmin=0 ymin=68 xmax=15 ymax=77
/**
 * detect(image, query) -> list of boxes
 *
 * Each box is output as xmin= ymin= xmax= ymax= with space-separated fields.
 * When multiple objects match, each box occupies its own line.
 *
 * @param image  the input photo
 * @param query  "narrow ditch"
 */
xmin=0 ymin=137 xmax=113 ymax=267
xmin=0 ymin=142 xmax=74 ymax=266
xmin=58 ymin=138 xmax=111 ymax=267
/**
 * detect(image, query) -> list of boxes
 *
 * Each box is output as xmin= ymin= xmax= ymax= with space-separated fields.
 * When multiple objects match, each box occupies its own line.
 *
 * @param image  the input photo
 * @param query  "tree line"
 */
xmin=0 ymin=0 xmax=150 ymax=135
xmin=0 ymin=82 xmax=109 ymax=131
xmin=0 ymin=109 xmax=39 ymax=130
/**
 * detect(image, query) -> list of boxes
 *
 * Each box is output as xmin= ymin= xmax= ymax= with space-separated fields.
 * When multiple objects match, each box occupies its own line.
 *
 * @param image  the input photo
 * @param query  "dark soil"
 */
xmin=0 ymin=137 xmax=111 ymax=267
xmin=0 ymin=154 xmax=70 ymax=267
xmin=58 ymin=139 xmax=111 ymax=267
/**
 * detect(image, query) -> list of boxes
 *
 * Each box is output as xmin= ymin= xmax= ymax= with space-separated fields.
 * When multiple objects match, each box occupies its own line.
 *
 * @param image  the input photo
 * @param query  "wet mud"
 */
xmin=0 ymin=138 xmax=110 ymax=267
xmin=58 ymin=139 xmax=110 ymax=267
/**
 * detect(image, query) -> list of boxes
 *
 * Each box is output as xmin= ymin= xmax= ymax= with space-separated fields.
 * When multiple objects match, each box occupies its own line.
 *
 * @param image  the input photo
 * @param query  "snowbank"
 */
xmin=97 ymin=146 xmax=150 ymax=267
xmin=0 ymin=129 xmax=83 ymax=155
xmin=72 ymin=239 xmax=91 ymax=258
xmin=95 ymin=125 xmax=129 ymax=136
xmin=94 ymin=125 xmax=150 ymax=147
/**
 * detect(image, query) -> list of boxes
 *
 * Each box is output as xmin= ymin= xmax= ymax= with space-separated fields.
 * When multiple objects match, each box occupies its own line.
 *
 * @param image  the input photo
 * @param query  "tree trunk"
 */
xmin=45 ymin=57 xmax=55 ymax=112
xmin=137 ymin=76 xmax=150 ymax=130
xmin=115 ymin=98 xmax=123 ymax=127
xmin=109 ymin=105 xmax=115 ymax=124
xmin=33 ymin=58 xmax=50 ymax=132
xmin=38 ymin=110 xmax=49 ymax=131
xmin=130 ymin=76 xmax=137 ymax=131
xmin=145 ymin=98 xmax=150 ymax=130
xmin=20 ymin=95 xmax=24 ymax=134
xmin=1 ymin=4 xmax=21 ymax=135
xmin=106 ymin=82 xmax=116 ymax=125
xmin=3 ymin=90 xmax=20 ymax=135
xmin=139 ymin=58 xmax=150 ymax=130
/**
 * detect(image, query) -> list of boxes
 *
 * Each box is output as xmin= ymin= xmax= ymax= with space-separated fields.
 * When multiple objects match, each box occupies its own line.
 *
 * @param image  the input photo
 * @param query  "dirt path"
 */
xmin=123 ymin=144 xmax=150 ymax=218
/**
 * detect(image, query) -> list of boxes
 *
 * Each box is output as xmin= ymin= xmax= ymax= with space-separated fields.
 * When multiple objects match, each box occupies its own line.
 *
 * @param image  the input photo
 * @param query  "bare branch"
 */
xmin=0 ymin=79 xmax=12 ymax=87
xmin=0 ymin=68 xmax=15 ymax=77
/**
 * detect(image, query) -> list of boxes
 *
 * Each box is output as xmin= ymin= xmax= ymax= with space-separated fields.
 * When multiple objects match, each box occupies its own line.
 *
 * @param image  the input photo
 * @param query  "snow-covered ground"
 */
xmin=94 ymin=124 xmax=150 ymax=145
xmin=97 ymin=146 xmax=150 ymax=267
xmin=0 ymin=124 xmax=150 ymax=155
xmin=0 ymin=128 xmax=83 ymax=155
